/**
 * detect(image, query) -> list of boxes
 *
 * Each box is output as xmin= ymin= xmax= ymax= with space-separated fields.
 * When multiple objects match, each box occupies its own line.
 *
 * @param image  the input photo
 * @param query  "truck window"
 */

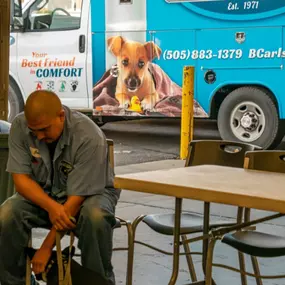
xmin=13 ymin=0 xmax=22 ymax=17
xmin=26 ymin=0 xmax=82 ymax=31
xmin=11 ymin=0 xmax=24 ymax=28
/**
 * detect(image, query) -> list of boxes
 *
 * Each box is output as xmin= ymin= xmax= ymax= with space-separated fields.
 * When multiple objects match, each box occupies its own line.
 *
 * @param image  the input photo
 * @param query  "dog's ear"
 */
xmin=107 ymin=36 xmax=125 ymax=56
xmin=144 ymin=41 xmax=162 ymax=61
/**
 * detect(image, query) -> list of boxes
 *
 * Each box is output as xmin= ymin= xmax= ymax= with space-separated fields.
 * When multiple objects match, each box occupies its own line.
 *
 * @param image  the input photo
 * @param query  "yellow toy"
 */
xmin=128 ymin=96 xmax=142 ymax=113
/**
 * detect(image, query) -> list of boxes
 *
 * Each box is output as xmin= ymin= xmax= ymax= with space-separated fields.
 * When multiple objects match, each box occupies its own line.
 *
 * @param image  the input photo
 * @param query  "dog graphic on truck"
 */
xmin=9 ymin=0 xmax=285 ymax=149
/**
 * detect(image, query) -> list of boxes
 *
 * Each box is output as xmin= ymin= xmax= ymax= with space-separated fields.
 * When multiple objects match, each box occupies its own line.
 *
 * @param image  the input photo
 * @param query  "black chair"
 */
xmin=127 ymin=140 xmax=262 ymax=284
xmin=205 ymin=150 xmax=285 ymax=285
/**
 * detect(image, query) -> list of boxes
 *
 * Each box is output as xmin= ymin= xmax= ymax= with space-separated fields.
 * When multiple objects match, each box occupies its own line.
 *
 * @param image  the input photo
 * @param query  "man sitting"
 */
xmin=0 ymin=90 xmax=120 ymax=285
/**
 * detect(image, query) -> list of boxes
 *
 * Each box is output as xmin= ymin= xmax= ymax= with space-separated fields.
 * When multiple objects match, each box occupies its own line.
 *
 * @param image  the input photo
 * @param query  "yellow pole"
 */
xmin=180 ymin=66 xmax=194 ymax=160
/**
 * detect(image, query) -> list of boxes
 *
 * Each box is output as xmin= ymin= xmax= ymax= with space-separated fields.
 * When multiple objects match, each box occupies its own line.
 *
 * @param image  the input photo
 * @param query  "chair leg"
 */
xmin=124 ymin=220 xmax=134 ymax=285
xmin=181 ymin=234 xmax=197 ymax=282
xmin=238 ymin=252 xmax=248 ymax=285
xmin=126 ymin=215 xmax=146 ymax=285
xmin=205 ymin=238 xmax=217 ymax=285
xmin=26 ymin=234 xmax=32 ymax=285
xmin=251 ymin=256 xmax=263 ymax=285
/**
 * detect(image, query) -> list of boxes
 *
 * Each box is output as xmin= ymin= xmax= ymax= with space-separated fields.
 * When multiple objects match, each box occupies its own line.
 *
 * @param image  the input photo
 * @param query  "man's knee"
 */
xmin=0 ymin=195 xmax=36 ymax=232
xmin=0 ymin=195 xmax=22 ymax=226
xmin=79 ymin=192 xmax=117 ymax=230
xmin=79 ymin=204 xmax=116 ymax=230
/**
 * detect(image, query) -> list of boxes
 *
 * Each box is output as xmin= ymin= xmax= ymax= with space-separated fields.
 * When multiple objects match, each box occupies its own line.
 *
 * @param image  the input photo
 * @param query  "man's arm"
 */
xmin=12 ymin=173 xmax=58 ymax=212
xmin=64 ymin=195 xmax=86 ymax=217
xmin=13 ymin=174 xmax=85 ymax=217
xmin=13 ymin=173 xmax=76 ymax=230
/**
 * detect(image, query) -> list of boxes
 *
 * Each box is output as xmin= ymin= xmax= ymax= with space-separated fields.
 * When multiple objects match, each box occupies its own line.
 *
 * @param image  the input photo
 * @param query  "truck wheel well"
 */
xmin=9 ymin=76 xmax=24 ymax=102
xmin=210 ymin=84 xmax=278 ymax=119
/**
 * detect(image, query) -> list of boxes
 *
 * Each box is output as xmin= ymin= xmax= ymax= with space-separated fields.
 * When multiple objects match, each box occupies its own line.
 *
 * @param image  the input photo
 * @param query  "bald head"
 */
xmin=24 ymin=90 xmax=63 ymax=123
xmin=24 ymin=90 xmax=65 ymax=143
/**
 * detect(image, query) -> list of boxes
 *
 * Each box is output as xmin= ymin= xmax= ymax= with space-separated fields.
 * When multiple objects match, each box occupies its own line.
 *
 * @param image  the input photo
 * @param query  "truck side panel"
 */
xmin=92 ymin=0 xmax=285 ymax=120
xmin=146 ymin=1 xmax=285 ymax=118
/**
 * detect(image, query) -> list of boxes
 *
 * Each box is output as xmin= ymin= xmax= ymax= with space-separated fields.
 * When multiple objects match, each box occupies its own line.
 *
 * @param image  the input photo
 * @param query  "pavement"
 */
xmin=33 ymin=159 xmax=285 ymax=285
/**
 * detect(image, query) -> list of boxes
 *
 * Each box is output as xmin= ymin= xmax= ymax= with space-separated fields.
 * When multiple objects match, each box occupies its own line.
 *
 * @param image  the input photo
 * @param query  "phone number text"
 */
xmin=163 ymin=49 xmax=243 ymax=60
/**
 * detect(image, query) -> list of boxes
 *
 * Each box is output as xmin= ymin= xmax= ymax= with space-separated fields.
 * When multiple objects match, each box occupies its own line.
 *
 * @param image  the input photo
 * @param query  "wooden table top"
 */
xmin=114 ymin=165 xmax=285 ymax=213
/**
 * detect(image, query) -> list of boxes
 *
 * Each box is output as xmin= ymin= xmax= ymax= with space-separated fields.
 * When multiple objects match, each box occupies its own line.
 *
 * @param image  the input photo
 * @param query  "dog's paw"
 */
xmin=119 ymin=101 xmax=130 ymax=109
xmin=141 ymin=100 xmax=152 ymax=111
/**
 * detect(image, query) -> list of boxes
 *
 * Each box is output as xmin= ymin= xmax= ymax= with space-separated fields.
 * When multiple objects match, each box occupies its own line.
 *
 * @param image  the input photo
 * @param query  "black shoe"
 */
xmin=31 ymin=274 xmax=40 ymax=285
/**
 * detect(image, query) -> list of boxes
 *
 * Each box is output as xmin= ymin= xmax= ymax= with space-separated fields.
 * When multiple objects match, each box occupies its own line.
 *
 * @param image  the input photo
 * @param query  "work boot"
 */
xmin=31 ymin=273 xmax=40 ymax=285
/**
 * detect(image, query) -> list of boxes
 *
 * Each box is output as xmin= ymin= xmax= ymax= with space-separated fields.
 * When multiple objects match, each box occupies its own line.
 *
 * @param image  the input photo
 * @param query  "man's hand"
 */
xmin=48 ymin=203 xmax=76 ymax=231
xmin=33 ymin=196 xmax=83 ymax=273
xmin=31 ymin=247 xmax=53 ymax=275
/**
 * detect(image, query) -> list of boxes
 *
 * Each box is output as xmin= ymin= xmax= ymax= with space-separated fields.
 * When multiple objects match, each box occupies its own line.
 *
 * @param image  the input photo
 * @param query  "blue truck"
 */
xmin=9 ymin=0 xmax=285 ymax=149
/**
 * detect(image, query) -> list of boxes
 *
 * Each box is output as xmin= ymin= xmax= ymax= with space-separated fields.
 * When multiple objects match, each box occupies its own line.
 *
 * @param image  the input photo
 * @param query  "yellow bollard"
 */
xmin=180 ymin=66 xmax=194 ymax=160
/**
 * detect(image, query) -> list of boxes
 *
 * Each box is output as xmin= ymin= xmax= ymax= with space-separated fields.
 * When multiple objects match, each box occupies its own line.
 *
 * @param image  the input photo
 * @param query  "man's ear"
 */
xmin=107 ymin=36 xmax=125 ymax=56
xmin=59 ymin=109 xmax=65 ymax=122
xmin=144 ymin=41 xmax=162 ymax=61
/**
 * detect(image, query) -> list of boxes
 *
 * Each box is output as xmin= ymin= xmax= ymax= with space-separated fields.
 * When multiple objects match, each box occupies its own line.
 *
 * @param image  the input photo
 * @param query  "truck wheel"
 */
xmin=217 ymin=86 xmax=284 ymax=149
xmin=8 ymin=82 xmax=24 ymax=123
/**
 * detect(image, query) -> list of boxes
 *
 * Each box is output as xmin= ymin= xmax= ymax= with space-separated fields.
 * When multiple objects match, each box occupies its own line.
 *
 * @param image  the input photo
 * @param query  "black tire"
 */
xmin=8 ymin=81 xmax=24 ymax=123
xmin=217 ymin=86 xmax=284 ymax=149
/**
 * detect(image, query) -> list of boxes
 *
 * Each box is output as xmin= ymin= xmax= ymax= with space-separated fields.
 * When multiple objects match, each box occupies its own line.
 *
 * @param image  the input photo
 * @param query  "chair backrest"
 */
xmin=244 ymin=150 xmax=285 ymax=173
xmin=186 ymin=140 xmax=262 ymax=168
xmin=186 ymin=140 xmax=262 ymax=224
xmin=106 ymin=139 xmax=114 ymax=170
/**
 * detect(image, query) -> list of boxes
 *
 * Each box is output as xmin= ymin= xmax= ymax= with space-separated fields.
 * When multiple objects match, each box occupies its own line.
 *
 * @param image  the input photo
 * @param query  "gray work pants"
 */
xmin=0 ymin=189 xmax=119 ymax=285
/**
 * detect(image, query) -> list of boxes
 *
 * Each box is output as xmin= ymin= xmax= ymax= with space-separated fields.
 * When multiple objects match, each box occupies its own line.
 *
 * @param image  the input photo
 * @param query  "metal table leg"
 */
xmin=168 ymin=197 xmax=182 ymax=285
xmin=202 ymin=202 xmax=210 ymax=272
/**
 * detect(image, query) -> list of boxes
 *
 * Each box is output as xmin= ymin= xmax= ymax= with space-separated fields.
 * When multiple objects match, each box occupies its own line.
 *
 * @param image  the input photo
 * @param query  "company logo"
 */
xmin=10 ymin=36 xmax=15 ymax=46
xmin=35 ymin=81 xmax=43 ymax=90
xmin=46 ymin=81 xmax=55 ymax=91
xmin=59 ymin=81 xmax=67 ymax=92
xmin=70 ymin=80 xmax=79 ymax=92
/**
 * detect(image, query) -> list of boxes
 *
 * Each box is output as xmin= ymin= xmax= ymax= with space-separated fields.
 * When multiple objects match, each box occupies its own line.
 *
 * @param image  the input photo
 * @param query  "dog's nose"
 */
xmin=125 ymin=76 xmax=140 ymax=88
xmin=129 ymin=78 xmax=138 ymax=88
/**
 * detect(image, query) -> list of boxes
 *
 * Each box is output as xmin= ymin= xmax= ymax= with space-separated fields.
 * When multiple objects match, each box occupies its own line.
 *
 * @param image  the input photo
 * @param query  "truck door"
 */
xmin=16 ymin=0 xmax=90 ymax=109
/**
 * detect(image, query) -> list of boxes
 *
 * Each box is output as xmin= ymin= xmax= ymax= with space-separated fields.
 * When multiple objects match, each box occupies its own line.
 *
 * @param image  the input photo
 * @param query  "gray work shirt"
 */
xmin=6 ymin=106 xmax=118 ymax=202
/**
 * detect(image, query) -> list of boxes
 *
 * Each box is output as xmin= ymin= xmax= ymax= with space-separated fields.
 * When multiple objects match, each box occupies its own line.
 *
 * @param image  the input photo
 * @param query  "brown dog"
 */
xmin=107 ymin=36 xmax=161 ymax=111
